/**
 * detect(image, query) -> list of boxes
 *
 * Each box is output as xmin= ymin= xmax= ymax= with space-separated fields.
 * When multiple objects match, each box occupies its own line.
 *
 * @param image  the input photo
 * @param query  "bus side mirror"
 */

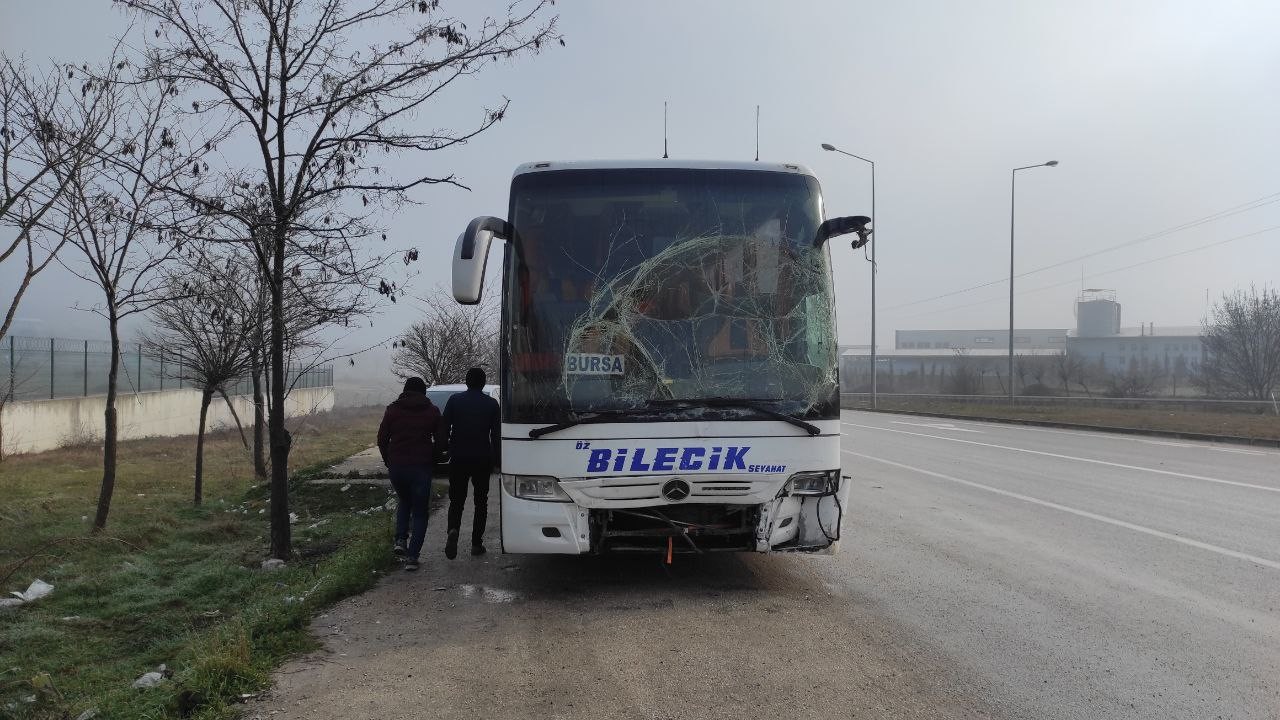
xmin=453 ymin=216 xmax=512 ymax=304
xmin=814 ymin=215 xmax=872 ymax=249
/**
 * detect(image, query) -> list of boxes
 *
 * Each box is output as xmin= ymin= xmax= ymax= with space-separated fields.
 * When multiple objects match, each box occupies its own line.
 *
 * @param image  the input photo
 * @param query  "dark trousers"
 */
xmin=447 ymin=460 xmax=492 ymax=544
xmin=388 ymin=464 xmax=432 ymax=560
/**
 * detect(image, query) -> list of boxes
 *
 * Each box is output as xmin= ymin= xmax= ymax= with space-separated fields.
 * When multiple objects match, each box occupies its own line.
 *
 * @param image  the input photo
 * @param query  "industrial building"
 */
xmin=1068 ymin=289 xmax=1203 ymax=373
xmin=894 ymin=328 xmax=1068 ymax=352
xmin=841 ymin=290 xmax=1205 ymax=388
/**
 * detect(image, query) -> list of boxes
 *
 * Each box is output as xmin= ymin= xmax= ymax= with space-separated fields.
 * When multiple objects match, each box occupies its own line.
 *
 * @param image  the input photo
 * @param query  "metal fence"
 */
xmin=841 ymin=392 xmax=1280 ymax=415
xmin=2 ymin=335 xmax=333 ymax=402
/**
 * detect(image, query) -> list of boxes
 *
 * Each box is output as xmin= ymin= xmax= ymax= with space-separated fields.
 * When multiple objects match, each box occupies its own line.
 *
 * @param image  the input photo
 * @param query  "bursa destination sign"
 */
xmin=565 ymin=353 xmax=625 ymax=375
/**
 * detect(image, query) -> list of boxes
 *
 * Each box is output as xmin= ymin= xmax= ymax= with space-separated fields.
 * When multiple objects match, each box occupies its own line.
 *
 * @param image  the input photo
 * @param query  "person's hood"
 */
xmin=391 ymin=392 xmax=435 ymax=410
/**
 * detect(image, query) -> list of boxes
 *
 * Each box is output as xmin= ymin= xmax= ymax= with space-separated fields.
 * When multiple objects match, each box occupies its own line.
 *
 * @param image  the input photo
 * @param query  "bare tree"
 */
xmin=235 ymin=249 xmax=272 ymax=479
xmin=204 ymin=215 xmax=322 ymax=481
xmin=1014 ymin=353 xmax=1052 ymax=395
xmin=1052 ymin=350 xmax=1098 ymax=397
xmin=944 ymin=349 xmax=982 ymax=395
xmin=4 ymin=51 xmax=105 ymax=464
xmin=1052 ymin=351 xmax=1077 ymax=395
xmin=222 ymin=218 xmax=357 ymax=479
xmin=1198 ymin=286 xmax=1280 ymax=400
xmin=1104 ymin=359 xmax=1164 ymax=398
xmin=59 ymin=61 xmax=217 ymax=530
xmin=393 ymin=290 xmax=497 ymax=384
xmin=1189 ymin=361 xmax=1221 ymax=398
xmin=121 ymin=0 xmax=561 ymax=558
xmin=142 ymin=270 xmax=256 ymax=505
xmin=1 ymin=57 xmax=110 ymax=342
xmin=213 ymin=213 xmax=378 ymax=480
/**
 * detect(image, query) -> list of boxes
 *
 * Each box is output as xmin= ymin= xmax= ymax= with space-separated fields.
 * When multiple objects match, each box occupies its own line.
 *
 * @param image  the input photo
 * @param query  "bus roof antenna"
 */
xmin=755 ymin=105 xmax=760 ymax=161
xmin=663 ymin=101 xmax=668 ymax=159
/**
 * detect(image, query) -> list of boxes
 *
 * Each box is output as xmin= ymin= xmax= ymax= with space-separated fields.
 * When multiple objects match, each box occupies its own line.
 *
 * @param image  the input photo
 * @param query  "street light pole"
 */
xmin=1009 ymin=160 xmax=1058 ymax=401
xmin=821 ymin=143 xmax=876 ymax=408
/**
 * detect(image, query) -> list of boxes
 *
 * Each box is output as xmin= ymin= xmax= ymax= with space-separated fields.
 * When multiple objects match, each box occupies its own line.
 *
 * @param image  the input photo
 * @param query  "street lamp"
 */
xmin=821 ymin=142 xmax=877 ymax=408
xmin=1009 ymin=160 xmax=1058 ymax=400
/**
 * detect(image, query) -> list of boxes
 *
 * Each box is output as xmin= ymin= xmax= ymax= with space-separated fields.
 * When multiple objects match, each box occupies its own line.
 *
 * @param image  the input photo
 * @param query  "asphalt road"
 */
xmin=249 ymin=410 xmax=1280 ymax=720
xmin=835 ymin=411 xmax=1280 ymax=720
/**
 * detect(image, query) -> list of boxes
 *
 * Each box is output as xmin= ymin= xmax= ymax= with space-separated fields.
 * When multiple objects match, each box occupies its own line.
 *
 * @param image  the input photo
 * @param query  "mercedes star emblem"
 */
xmin=661 ymin=478 xmax=691 ymax=502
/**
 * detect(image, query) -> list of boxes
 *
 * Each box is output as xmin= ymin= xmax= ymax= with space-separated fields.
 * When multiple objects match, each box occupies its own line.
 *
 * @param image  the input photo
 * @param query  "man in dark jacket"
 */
xmin=377 ymin=376 xmax=443 ymax=571
xmin=440 ymin=367 xmax=501 ymax=559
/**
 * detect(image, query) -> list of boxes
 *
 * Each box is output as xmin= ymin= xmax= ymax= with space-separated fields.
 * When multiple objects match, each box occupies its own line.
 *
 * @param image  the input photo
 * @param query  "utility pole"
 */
xmin=1009 ymin=160 xmax=1058 ymax=400
xmin=821 ymin=143 xmax=877 ymax=407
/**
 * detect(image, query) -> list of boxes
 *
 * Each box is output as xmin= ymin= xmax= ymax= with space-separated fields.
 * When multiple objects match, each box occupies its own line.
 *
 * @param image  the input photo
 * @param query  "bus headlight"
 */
xmin=502 ymin=474 xmax=572 ymax=502
xmin=785 ymin=470 xmax=837 ymax=496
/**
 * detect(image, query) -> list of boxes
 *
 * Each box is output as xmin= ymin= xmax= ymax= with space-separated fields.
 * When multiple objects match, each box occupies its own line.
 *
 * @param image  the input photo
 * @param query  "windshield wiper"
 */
xmin=528 ymin=409 xmax=636 ymax=439
xmin=529 ymin=398 xmax=823 ymax=439
xmin=649 ymin=397 xmax=822 ymax=436
xmin=528 ymin=399 xmax=708 ymax=439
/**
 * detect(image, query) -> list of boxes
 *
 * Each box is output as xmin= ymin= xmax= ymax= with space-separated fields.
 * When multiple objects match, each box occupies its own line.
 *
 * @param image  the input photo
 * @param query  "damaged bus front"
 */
xmin=451 ymin=160 xmax=869 ymax=556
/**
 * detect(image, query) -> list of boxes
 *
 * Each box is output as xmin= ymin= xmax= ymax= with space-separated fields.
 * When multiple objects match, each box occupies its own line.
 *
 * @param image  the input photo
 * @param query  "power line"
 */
xmin=889 ymin=224 xmax=1280 ymax=321
xmin=884 ymin=191 xmax=1280 ymax=312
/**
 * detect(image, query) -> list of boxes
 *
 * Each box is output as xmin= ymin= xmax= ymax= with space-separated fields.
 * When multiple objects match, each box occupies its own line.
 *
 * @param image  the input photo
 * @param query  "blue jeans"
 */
xmin=389 ymin=464 xmax=432 ymax=560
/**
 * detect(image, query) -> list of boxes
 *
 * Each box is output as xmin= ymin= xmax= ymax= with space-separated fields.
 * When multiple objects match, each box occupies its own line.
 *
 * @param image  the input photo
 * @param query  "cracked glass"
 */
xmin=503 ymin=168 xmax=838 ymax=423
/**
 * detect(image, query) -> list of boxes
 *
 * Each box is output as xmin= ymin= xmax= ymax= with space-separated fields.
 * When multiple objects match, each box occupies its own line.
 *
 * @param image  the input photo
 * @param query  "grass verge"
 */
xmin=860 ymin=399 xmax=1280 ymax=441
xmin=0 ymin=407 xmax=397 ymax=719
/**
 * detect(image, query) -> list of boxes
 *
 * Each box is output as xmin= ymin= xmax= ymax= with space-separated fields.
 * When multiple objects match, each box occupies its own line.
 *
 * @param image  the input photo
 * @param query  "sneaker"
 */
xmin=471 ymin=542 xmax=486 ymax=556
xmin=403 ymin=558 xmax=419 ymax=572
xmin=444 ymin=530 xmax=459 ymax=560
xmin=392 ymin=540 xmax=407 ymax=557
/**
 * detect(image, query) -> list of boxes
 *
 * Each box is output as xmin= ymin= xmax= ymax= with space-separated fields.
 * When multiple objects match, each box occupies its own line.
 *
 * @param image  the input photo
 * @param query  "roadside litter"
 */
xmin=2 ymin=579 xmax=54 ymax=609
xmin=131 ymin=664 xmax=171 ymax=690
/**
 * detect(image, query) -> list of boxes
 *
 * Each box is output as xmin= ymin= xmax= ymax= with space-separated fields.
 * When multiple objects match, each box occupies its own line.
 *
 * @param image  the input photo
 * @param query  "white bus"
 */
xmin=451 ymin=160 xmax=869 ymax=556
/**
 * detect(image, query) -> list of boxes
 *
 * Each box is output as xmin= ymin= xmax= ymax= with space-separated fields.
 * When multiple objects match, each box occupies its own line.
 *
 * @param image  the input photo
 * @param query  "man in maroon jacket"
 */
xmin=377 ymin=377 xmax=443 ymax=571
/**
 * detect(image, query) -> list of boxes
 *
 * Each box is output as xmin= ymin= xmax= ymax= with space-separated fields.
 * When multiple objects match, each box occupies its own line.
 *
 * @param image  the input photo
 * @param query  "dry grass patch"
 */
xmin=0 ymin=406 xmax=395 ymax=719
xmin=869 ymin=400 xmax=1280 ymax=441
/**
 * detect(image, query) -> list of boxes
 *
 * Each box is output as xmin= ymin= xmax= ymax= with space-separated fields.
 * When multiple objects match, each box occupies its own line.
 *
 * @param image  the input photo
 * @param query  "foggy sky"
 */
xmin=3 ymin=0 xmax=1278 ymax=395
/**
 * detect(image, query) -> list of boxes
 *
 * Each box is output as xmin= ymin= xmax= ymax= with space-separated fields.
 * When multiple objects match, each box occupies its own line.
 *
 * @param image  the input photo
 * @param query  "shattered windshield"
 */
xmin=503 ymin=168 xmax=838 ymax=423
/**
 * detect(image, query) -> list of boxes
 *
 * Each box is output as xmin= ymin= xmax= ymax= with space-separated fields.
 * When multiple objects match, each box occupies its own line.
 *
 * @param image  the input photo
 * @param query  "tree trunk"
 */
xmin=93 ymin=312 xmax=121 ymax=531
xmin=251 ymin=354 xmax=267 ymax=480
xmin=195 ymin=387 xmax=212 ymax=506
xmin=218 ymin=387 xmax=249 ymax=450
xmin=268 ymin=227 xmax=291 ymax=559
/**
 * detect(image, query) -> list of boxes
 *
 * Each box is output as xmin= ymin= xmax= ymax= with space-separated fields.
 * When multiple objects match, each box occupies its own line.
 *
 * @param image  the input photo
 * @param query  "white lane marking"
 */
xmin=891 ymin=420 xmax=983 ymax=433
xmin=1135 ymin=438 xmax=1272 ymax=457
xmin=1136 ymin=439 xmax=1200 ymax=448
xmin=843 ymin=411 xmax=1280 ymax=457
xmin=842 ymin=422 xmax=1280 ymax=494
xmin=850 ymin=412 xmax=1109 ymax=440
xmin=845 ymin=450 xmax=1280 ymax=572
xmin=1213 ymin=447 xmax=1269 ymax=457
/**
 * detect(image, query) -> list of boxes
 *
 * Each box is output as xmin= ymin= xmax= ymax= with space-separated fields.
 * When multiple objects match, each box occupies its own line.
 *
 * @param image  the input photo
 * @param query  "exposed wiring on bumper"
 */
xmin=816 ymin=476 xmax=844 ymax=543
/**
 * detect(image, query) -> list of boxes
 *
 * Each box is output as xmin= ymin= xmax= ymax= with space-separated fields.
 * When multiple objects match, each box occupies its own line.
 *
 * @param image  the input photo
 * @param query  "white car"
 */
xmin=425 ymin=383 xmax=500 ymax=410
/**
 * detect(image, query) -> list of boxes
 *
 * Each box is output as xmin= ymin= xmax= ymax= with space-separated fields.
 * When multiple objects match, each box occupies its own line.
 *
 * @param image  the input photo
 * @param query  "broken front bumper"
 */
xmin=499 ymin=477 xmax=846 ymax=555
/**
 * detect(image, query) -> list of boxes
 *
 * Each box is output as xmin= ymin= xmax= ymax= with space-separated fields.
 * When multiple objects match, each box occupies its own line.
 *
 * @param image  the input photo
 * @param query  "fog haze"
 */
xmin=4 ymin=0 xmax=1278 ymax=395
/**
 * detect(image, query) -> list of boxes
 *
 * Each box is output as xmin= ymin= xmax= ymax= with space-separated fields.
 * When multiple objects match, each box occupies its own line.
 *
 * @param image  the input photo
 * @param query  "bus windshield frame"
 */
xmin=502 ymin=168 xmax=839 ymax=424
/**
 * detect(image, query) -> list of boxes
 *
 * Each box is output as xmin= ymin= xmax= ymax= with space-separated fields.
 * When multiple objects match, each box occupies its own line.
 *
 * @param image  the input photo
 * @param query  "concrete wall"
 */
xmin=1 ymin=386 xmax=334 ymax=456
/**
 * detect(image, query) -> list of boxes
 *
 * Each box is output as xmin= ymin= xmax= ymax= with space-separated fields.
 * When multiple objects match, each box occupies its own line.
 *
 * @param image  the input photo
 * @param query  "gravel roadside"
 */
xmin=245 ymin=486 xmax=998 ymax=720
